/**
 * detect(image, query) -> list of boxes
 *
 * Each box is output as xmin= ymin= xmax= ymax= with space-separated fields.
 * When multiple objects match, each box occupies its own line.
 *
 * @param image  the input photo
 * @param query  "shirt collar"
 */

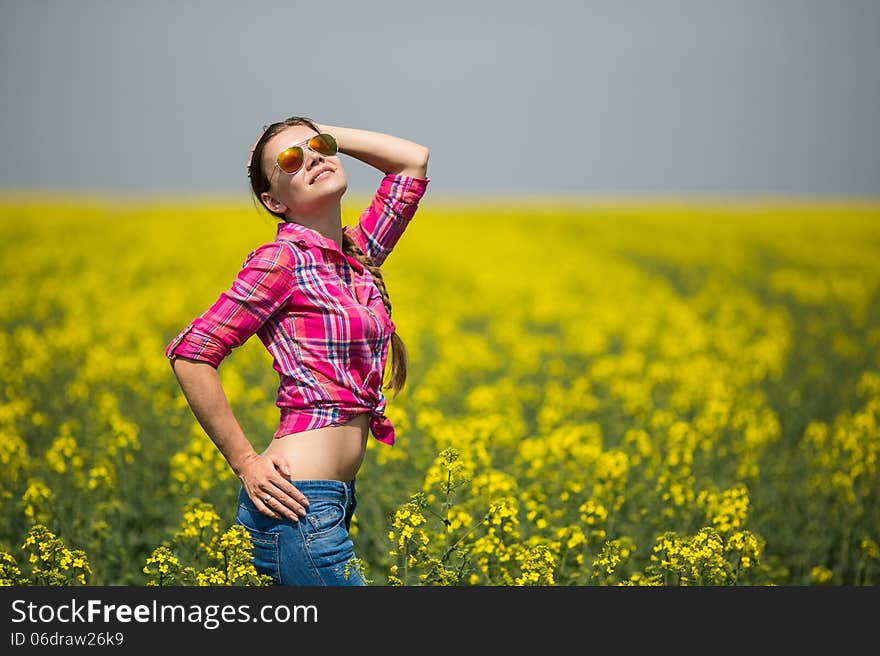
xmin=275 ymin=221 xmax=365 ymax=275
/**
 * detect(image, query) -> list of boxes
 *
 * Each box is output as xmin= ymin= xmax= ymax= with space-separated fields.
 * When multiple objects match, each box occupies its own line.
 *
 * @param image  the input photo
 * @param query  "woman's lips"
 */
xmin=312 ymin=169 xmax=334 ymax=183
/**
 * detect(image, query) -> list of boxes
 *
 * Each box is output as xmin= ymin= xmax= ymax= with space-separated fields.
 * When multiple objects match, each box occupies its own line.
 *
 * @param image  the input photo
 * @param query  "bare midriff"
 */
xmin=261 ymin=411 xmax=371 ymax=482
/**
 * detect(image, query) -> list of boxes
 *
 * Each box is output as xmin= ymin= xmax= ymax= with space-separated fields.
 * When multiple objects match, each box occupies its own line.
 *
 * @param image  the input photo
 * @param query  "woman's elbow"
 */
xmin=402 ymin=147 xmax=430 ymax=178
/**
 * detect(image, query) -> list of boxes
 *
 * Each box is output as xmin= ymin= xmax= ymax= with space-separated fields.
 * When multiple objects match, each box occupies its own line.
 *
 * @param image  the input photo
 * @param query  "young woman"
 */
xmin=164 ymin=116 xmax=430 ymax=585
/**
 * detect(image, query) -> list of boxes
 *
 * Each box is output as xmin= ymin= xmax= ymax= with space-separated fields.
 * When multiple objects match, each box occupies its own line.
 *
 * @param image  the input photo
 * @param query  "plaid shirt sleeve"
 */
xmin=348 ymin=173 xmax=430 ymax=267
xmin=164 ymin=241 xmax=297 ymax=368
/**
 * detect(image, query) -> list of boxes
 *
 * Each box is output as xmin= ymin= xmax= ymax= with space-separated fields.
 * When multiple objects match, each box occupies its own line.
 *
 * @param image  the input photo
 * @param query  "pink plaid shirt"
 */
xmin=165 ymin=173 xmax=430 ymax=446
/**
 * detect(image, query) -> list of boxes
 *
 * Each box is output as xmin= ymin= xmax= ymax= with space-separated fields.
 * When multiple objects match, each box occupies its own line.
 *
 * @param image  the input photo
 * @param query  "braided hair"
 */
xmin=247 ymin=116 xmax=407 ymax=396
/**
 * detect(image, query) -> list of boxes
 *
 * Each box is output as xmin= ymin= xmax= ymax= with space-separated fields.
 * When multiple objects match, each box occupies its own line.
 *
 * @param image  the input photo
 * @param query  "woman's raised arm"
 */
xmin=315 ymin=123 xmax=429 ymax=178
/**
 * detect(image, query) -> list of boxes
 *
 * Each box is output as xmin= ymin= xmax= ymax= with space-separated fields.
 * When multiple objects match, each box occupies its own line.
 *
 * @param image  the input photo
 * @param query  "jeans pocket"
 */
xmin=305 ymin=500 xmax=347 ymax=537
xmin=302 ymin=500 xmax=364 ymax=585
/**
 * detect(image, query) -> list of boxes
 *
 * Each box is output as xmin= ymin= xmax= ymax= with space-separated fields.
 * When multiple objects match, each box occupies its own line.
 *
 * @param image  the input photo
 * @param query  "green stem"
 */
xmin=441 ymin=512 xmax=492 ymax=563
xmin=443 ymin=469 xmax=452 ymax=556
xmin=403 ymin=540 xmax=409 ymax=585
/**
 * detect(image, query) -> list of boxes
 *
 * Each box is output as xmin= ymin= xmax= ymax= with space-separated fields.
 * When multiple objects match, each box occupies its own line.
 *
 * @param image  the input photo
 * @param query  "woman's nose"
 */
xmin=305 ymin=150 xmax=325 ymax=169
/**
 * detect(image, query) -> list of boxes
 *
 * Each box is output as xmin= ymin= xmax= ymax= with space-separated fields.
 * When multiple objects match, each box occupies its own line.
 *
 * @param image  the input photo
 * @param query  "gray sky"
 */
xmin=1 ymin=0 xmax=878 ymax=199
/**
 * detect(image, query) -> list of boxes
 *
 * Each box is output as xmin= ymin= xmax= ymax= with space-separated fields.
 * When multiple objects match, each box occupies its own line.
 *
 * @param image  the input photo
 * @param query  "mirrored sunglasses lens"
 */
xmin=310 ymin=133 xmax=338 ymax=155
xmin=277 ymin=147 xmax=304 ymax=173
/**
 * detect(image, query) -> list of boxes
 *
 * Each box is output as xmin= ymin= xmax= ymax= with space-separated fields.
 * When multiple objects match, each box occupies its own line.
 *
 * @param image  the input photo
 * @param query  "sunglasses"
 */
xmin=273 ymin=133 xmax=338 ymax=176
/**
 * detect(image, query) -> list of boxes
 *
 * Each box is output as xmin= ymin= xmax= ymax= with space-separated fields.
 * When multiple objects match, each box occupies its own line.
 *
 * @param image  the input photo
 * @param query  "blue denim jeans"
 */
xmin=235 ymin=479 xmax=367 ymax=586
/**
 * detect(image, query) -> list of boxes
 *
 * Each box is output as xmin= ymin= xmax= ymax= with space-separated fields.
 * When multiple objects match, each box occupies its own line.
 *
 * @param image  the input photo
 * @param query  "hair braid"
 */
xmin=342 ymin=231 xmax=408 ymax=397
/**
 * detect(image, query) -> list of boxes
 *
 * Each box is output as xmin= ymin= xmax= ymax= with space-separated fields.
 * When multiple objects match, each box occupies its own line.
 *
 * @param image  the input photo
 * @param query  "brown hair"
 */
xmin=247 ymin=116 xmax=407 ymax=397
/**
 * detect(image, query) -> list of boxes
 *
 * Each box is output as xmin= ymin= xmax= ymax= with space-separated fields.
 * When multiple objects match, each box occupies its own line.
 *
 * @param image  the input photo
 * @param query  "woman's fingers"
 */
xmin=257 ymin=477 xmax=308 ymax=522
xmin=257 ymin=485 xmax=299 ymax=522
xmin=258 ymin=492 xmax=283 ymax=519
xmin=267 ymin=454 xmax=291 ymax=478
xmin=268 ymin=479 xmax=309 ymax=520
xmin=265 ymin=455 xmax=310 ymax=516
xmin=246 ymin=454 xmax=310 ymax=521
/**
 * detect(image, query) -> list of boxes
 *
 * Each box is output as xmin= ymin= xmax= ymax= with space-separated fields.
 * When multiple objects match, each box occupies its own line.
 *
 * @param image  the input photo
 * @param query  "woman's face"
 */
xmin=259 ymin=125 xmax=348 ymax=215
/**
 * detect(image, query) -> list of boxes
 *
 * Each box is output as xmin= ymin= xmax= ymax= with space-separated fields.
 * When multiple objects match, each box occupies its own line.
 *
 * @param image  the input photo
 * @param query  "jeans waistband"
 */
xmin=287 ymin=479 xmax=355 ymax=504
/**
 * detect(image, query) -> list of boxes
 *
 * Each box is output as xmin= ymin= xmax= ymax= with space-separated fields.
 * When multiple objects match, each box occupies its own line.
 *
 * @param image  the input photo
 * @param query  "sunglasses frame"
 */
xmin=272 ymin=133 xmax=338 ymax=178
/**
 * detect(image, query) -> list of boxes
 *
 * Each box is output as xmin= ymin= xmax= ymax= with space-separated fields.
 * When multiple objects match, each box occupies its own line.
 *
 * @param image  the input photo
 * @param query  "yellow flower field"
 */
xmin=0 ymin=192 xmax=878 ymax=585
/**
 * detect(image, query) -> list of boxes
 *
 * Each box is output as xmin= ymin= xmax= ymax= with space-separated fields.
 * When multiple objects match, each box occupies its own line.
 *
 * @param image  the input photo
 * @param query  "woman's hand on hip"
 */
xmin=238 ymin=453 xmax=309 ymax=521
